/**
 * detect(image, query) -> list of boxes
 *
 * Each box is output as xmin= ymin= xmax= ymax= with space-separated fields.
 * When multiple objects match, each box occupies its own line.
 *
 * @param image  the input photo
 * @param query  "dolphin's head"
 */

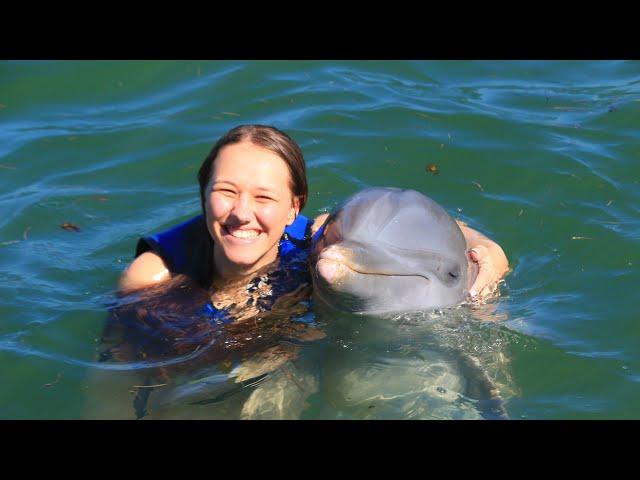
xmin=310 ymin=188 xmax=476 ymax=315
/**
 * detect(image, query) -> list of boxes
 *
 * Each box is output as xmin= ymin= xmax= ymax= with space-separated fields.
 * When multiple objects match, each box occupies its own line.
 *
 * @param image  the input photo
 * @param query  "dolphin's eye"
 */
xmin=448 ymin=272 xmax=458 ymax=279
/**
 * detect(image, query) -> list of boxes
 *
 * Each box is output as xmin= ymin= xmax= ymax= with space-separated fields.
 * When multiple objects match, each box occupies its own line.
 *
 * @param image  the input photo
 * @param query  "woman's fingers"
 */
xmin=468 ymin=245 xmax=499 ymax=300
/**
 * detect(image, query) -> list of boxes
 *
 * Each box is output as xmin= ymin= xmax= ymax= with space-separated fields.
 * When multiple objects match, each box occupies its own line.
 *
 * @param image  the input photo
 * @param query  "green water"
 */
xmin=1 ymin=60 xmax=639 ymax=419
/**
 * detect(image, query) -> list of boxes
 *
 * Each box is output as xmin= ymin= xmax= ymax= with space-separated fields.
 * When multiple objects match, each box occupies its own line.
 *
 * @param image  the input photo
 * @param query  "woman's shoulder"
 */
xmin=119 ymin=251 xmax=170 ymax=292
xmin=121 ymin=215 xmax=209 ymax=292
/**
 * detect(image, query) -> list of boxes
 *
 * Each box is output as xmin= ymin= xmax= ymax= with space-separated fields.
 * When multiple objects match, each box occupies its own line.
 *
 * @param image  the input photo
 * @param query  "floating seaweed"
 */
xmin=43 ymin=373 xmax=62 ymax=388
xmin=426 ymin=163 xmax=439 ymax=175
xmin=61 ymin=222 xmax=81 ymax=232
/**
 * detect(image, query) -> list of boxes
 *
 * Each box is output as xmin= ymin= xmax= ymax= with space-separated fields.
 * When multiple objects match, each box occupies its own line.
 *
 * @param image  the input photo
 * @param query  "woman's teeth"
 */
xmin=228 ymin=228 xmax=259 ymax=239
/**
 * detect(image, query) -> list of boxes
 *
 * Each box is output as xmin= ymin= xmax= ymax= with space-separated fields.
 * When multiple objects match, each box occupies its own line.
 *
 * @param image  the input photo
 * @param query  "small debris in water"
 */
xmin=517 ymin=209 xmax=524 ymax=218
xmin=571 ymin=236 xmax=592 ymax=240
xmin=43 ymin=373 xmax=62 ymax=388
xmin=23 ymin=227 xmax=30 ymax=240
xmin=425 ymin=163 xmax=439 ymax=175
xmin=606 ymin=200 xmax=613 ymax=207
xmin=368 ymin=405 xmax=376 ymax=409
xmin=132 ymin=383 xmax=167 ymax=389
xmin=61 ymin=222 xmax=81 ymax=232
xmin=472 ymin=181 xmax=484 ymax=192
xmin=437 ymin=387 xmax=447 ymax=394
xmin=608 ymin=105 xmax=618 ymax=113
xmin=0 ymin=164 xmax=17 ymax=170
xmin=219 ymin=359 xmax=233 ymax=373
xmin=416 ymin=112 xmax=435 ymax=120
xmin=222 ymin=111 xmax=241 ymax=117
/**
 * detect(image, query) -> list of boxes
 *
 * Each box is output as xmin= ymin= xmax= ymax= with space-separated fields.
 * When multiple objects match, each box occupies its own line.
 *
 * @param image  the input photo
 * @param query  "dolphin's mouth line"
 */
xmin=315 ymin=257 xmax=428 ymax=279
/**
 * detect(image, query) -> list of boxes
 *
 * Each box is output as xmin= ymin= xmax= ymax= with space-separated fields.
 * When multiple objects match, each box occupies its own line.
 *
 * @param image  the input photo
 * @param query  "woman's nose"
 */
xmin=231 ymin=195 xmax=253 ymax=222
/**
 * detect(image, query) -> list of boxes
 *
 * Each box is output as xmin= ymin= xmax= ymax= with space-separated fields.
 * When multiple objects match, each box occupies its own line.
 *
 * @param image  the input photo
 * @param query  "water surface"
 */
xmin=1 ymin=60 xmax=639 ymax=419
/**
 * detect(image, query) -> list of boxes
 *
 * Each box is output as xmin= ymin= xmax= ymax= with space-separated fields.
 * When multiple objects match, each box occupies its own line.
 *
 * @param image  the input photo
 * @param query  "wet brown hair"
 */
xmin=197 ymin=124 xmax=308 ymax=213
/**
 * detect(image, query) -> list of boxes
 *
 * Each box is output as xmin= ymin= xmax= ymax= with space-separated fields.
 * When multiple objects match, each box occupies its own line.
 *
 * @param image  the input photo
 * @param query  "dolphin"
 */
xmin=311 ymin=187 xmax=478 ymax=315
xmin=309 ymin=187 xmax=509 ymax=419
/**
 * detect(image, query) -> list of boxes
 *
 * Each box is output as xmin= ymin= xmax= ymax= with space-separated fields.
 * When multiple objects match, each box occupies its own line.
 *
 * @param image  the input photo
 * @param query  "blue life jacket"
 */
xmin=135 ymin=213 xmax=315 ymax=289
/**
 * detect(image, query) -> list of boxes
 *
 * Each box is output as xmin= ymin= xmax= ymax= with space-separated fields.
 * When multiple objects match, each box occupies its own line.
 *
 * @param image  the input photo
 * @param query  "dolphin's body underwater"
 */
xmin=311 ymin=187 xmax=478 ymax=314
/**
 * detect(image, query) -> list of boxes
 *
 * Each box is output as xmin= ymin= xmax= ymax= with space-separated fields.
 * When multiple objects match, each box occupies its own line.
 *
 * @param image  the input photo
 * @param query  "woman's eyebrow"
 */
xmin=212 ymin=180 xmax=237 ymax=187
xmin=212 ymin=182 xmax=279 ymax=195
xmin=254 ymin=187 xmax=279 ymax=195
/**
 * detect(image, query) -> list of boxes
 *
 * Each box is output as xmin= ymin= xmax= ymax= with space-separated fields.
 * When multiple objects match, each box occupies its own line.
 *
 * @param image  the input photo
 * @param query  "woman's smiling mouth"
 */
xmin=223 ymin=225 xmax=262 ymax=242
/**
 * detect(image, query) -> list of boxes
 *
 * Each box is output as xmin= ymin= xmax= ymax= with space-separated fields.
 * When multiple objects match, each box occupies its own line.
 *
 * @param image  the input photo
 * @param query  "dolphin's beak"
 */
xmin=315 ymin=246 xmax=351 ymax=284
xmin=315 ymin=258 xmax=344 ymax=284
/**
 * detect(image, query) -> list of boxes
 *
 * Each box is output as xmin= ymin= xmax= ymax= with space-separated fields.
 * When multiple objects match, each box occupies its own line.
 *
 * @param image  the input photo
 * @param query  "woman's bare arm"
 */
xmin=119 ymin=251 xmax=171 ymax=293
xmin=311 ymin=213 xmax=330 ymax=235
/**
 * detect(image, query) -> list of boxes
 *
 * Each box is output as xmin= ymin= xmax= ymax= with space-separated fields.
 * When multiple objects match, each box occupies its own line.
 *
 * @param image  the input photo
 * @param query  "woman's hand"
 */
xmin=456 ymin=221 xmax=509 ymax=301
xmin=468 ymin=244 xmax=509 ymax=299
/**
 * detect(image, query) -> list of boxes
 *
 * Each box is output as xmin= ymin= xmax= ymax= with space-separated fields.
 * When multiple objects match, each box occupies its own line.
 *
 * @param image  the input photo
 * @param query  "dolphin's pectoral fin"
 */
xmin=455 ymin=352 xmax=509 ymax=420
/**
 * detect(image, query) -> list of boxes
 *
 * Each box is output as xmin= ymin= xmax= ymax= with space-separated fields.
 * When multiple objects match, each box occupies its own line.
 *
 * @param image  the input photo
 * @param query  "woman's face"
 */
xmin=204 ymin=140 xmax=299 ymax=279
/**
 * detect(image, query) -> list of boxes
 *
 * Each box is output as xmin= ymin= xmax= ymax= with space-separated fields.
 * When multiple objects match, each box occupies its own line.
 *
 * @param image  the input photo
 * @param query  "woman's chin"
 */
xmin=218 ymin=250 xmax=277 ymax=275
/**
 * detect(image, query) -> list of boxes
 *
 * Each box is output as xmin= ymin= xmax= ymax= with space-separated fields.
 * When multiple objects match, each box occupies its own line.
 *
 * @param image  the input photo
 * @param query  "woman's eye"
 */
xmin=256 ymin=195 xmax=275 ymax=201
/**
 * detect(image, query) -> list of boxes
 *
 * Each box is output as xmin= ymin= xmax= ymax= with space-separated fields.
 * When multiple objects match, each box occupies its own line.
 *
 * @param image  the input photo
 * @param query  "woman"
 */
xmin=120 ymin=124 xmax=509 ymax=304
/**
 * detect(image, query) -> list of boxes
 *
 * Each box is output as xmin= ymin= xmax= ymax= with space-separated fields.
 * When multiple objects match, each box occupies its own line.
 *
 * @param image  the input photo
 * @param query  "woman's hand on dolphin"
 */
xmin=455 ymin=221 xmax=509 ymax=301
xmin=468 ymin=244 xmax=509 ymax=300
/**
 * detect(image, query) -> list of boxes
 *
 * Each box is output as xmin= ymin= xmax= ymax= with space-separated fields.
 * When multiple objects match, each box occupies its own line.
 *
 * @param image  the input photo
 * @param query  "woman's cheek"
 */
xmin=209 ymin=193 xmax=233 ymax=220
xmin=255 ymin=203 xmax=287 ymax=230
